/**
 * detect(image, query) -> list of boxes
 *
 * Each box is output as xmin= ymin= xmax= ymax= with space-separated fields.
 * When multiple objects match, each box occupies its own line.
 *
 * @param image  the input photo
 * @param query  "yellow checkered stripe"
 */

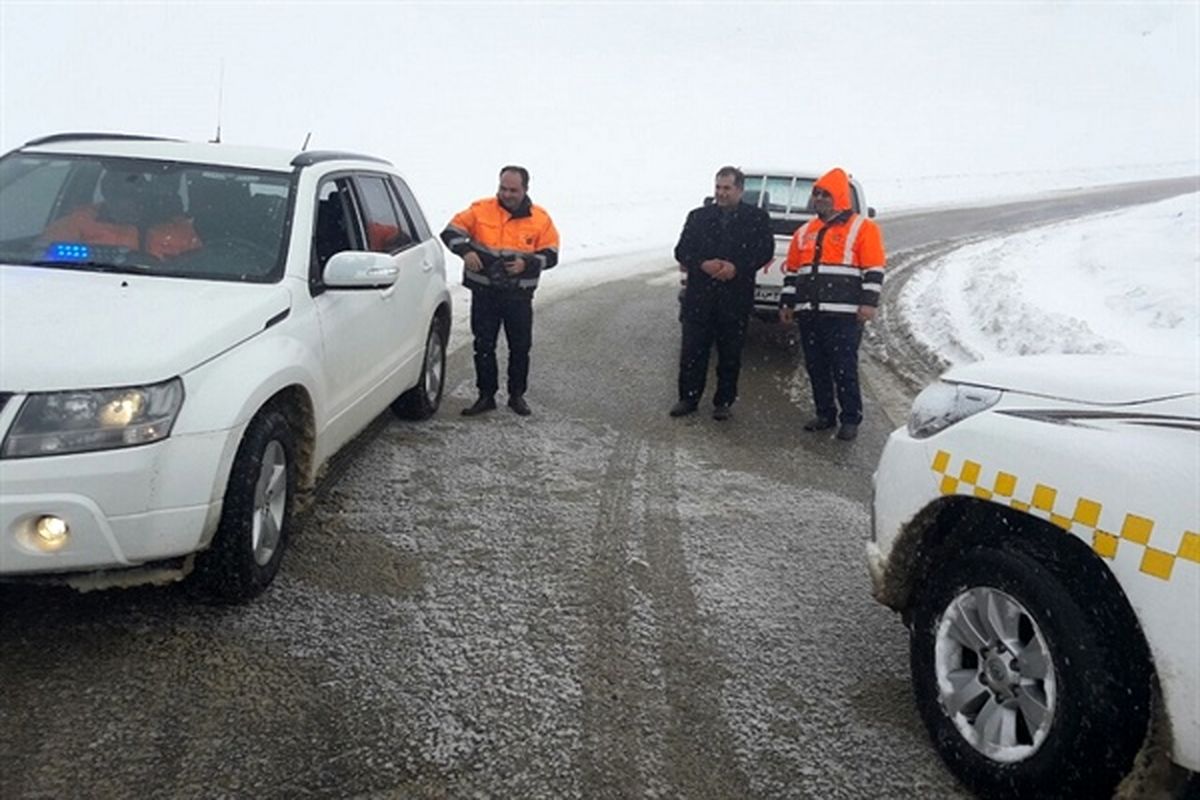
xmin=931 ymin=449 xmax=1200 ymax=582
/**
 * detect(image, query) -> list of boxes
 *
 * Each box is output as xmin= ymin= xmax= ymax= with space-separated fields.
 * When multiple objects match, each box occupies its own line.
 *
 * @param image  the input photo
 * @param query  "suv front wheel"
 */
xmin=910 ymin=544 xmax=1150 ymax=799
xmin=193 ymin=407 xmax=296 ymax=603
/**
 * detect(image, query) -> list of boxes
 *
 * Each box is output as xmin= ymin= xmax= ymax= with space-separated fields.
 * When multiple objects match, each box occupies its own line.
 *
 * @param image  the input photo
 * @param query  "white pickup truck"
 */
xmin=741 ymin=169 xmax=874 ymax=320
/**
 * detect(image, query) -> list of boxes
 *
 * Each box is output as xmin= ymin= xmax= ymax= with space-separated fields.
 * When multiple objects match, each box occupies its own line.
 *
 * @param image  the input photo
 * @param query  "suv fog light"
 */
xmin=33 ymin=515 xmax=70 ymax=551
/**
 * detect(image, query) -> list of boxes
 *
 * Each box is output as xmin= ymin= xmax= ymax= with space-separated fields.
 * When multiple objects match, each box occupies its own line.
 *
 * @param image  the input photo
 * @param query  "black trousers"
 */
xmin=470 ymin=288 xmax=533 ymax=397
xmin=678 ymin=308 xmax=748 ymax=407
xmin=797 ymin=313 xmax=863 ymax=424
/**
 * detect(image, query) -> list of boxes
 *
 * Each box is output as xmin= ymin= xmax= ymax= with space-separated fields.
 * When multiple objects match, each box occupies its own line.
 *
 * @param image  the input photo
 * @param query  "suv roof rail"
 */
xmin=291 ymin=150 xmax=391 ymax=168
xmin=23 ymin=132 xmax=181 ymax=147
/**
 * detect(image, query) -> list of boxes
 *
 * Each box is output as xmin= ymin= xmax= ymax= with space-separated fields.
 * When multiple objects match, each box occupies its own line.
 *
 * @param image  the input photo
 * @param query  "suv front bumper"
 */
xmin=0 ymin=429 xmax=231 ymax=575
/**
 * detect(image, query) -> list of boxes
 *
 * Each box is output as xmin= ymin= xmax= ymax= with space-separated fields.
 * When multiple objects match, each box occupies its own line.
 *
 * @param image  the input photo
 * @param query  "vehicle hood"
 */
xmin=0 ymin=266 xmax=292 ymax=391
xmin=943 ymin=354 xmax=1200 ymax=405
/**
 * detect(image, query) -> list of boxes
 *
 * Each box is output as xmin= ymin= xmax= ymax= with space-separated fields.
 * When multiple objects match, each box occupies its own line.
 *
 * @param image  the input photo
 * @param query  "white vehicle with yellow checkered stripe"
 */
xmin=869 ymin=354 xmax=1199 ymax=798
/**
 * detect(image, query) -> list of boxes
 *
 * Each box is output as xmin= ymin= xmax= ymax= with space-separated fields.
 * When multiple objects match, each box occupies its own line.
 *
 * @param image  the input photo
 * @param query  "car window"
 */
xmin=0 ymin=156 xmax=73 ymax=239
xmin=0 ymin=152 xmax=291 ymax=281
xmin=389 ymin=176 xmax=432 ymax=242
xmin=766 ymin=176 xmax=814 ymax=214
xmin=355 ymin=174 xmax=413 ymax=253
xmin=312 ymin=177 xmax=362 ymax=270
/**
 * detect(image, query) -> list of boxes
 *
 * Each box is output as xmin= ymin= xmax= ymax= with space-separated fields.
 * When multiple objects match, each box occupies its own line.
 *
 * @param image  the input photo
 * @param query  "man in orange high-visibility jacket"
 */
xmin=441 ymin=166 xmax=560 ymax=417
xmin=779 ymin=167 xmax=885 ymax=441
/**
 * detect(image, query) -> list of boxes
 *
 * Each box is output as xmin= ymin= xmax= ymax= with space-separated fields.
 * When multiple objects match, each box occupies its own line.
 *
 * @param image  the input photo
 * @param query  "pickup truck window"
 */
xmin=744 ymin=174 xmax=862 ymax=217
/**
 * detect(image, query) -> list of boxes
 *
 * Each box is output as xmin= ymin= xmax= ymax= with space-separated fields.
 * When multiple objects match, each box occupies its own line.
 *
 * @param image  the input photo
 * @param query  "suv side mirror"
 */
xmin=323 ymin=250 xmax=399 ymax=289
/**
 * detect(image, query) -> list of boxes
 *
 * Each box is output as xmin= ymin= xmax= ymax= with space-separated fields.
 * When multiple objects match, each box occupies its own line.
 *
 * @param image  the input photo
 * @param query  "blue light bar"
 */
xmin=44 ymin=242 xmax=91 ymax=262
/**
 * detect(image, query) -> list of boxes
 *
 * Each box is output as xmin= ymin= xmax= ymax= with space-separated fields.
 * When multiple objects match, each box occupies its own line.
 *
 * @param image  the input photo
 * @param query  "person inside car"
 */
xmin=40 ymin=169 xmax=202 ymax=260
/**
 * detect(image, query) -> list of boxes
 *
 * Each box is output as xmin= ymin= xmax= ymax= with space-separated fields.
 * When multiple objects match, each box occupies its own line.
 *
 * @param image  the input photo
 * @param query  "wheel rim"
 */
xmin=933 ymin=587 xmax=1057 ymax=762
xmin=251 ymin=440 xmax=288 ymax=566
xmin=424 ymin=329 xmax=444 ymax=401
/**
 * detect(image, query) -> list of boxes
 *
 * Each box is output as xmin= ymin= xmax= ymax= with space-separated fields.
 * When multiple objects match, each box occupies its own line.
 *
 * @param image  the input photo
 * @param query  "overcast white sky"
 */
xmin=2 ymin=1 xmax=1197 ymax=226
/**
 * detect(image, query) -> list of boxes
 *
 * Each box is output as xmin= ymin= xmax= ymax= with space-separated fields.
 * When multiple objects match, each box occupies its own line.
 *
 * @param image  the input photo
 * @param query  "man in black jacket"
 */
xmin=671 ymin=166 xmax=775 ymax=420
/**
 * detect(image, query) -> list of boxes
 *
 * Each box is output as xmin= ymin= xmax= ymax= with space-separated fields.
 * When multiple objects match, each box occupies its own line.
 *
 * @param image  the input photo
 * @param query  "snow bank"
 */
xmin=901 ymin=192 xmax=1200 ymax=364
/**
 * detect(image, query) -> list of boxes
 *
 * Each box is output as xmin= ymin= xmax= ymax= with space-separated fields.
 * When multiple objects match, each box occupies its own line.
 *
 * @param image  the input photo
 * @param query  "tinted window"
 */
xmin=356 ymin=175 xmax=412 ymax=253
xmin=312 ymin=178 xmax=361 ymax=275
xmin=389 ymin=176 xmax=432 ymax=242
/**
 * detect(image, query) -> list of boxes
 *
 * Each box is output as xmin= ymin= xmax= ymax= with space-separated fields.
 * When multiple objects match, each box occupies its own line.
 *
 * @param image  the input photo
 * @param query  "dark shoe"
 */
xmin=461 ymin=395 xmax=497 ymax=417
xmin=712 ymin=404 xmax=732 ymax=421
xmin=508 ymin=395 xmax=531 ymax=416
xmin=836 ymin=423 xmax=859 ymax=441
xmin=669 ymin=400 xmax=698 ymax=417
xmin=803 ymin=416 xmax=836 ymax=432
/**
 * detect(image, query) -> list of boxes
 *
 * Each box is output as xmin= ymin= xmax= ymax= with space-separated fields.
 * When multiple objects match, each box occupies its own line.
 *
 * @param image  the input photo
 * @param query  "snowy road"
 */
xmin=1 ymin=177 xmax=1196 ymax=800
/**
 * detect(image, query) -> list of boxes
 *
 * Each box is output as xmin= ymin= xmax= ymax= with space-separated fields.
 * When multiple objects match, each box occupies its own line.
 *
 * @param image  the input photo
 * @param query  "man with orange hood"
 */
xmin=779 ymin=168 xmax=885 ymax=441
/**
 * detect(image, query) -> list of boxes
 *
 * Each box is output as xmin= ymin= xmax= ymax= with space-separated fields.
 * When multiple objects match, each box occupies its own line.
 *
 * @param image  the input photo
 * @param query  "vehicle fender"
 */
xmin=174 ymin=322 xmax=324 ymax=503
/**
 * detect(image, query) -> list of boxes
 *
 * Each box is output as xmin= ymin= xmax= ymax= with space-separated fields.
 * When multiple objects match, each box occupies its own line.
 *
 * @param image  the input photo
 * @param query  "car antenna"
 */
xmin=210 ymin=59 xmax=225 ymax=144
xmin=301 ymin=132 xmax=312 ymax=151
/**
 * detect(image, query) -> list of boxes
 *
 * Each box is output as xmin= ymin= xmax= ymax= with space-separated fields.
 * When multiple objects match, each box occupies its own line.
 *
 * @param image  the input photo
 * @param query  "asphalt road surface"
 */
xmin=2 ymin=177 xmax=1196 ymax=800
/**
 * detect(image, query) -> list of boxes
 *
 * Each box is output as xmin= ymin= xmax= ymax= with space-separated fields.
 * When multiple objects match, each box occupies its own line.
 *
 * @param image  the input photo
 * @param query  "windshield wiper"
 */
xmin=30 ymin=259 xmax=155 ymax=273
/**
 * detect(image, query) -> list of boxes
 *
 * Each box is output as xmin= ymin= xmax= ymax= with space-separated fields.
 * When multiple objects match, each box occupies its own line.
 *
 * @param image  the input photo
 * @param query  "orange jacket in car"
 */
xmin=781 ymin=168 xmax=885 ymax=316
xmin=42 ymin=204 xmax=202 ymax=260
xmin=440 ymin=195 xmax=559 ymax=291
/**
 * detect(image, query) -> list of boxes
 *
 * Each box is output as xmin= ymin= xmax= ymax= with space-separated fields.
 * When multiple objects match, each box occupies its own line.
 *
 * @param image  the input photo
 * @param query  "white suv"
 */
xmin=869 ymin=354 xmax=1199 ymax=797
xmin=0 ymin=133 xmax=451 ymax=602
xmin=739 ymin=169 xmax=873 ymax=320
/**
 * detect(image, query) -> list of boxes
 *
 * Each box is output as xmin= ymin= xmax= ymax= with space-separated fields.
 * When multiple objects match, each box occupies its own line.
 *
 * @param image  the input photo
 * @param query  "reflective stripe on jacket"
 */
xmin=441 ymin=196 xmax=559 ymax=291
xmin=780 ymin=169 xmax=885 ymax=316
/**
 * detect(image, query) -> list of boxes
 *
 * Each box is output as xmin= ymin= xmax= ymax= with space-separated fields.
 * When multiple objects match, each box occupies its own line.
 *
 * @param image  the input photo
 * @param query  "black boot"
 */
xmin=508 ymin=395 xmax=531 ymax=416
xmin=669 ymin=399 xmax=698 ymax=417
xmin=461 ymin=395 xmax=497 ymax=417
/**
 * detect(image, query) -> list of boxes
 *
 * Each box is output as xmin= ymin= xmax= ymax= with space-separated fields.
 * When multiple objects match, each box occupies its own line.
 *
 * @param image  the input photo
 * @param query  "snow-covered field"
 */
xmin=901 ymin=191 xmax=1200 ymax=365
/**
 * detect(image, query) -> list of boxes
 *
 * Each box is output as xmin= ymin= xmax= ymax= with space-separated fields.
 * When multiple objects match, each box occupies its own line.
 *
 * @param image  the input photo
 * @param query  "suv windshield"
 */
xmin=0 ymin=153 xmax=293 ymax=281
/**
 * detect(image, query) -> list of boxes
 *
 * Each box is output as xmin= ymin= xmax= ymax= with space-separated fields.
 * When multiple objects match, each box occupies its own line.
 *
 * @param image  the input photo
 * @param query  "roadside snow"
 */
xmin=901 ymin=192 xmax=1200 ymax=364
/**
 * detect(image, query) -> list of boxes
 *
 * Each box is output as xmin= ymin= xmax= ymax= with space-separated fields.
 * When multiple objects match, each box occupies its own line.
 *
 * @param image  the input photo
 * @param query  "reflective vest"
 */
xmin=781 ymin=213 xmax=886 ymax=315
xmin=441 ymin=196 xmax=559 ymax=290
xmin=780 ymin=169 xmax=885 ymax=316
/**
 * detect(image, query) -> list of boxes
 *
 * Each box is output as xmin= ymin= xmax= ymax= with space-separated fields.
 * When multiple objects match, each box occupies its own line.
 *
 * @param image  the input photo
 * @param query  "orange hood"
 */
xmin=814 ymin=168 xmax=853 ymax=212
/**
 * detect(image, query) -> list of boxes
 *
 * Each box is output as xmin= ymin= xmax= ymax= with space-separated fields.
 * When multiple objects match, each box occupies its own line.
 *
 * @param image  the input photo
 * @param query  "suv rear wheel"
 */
xmin=910 ymin=544 xmax=1150 ymax=799
xmin=393 ymin=317 xmax=446 ymax=420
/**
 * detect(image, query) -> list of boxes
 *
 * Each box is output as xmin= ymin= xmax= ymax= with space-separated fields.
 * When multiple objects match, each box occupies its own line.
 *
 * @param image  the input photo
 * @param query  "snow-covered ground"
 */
xmin=901 ymin=191 xmax=1200 ymax=365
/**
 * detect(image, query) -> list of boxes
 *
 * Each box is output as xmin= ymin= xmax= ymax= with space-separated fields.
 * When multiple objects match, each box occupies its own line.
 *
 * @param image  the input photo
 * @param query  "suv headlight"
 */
xmin=908 ymin=381 xmax=1001 ymax=439
xmin=2 ymin=378 xmax=184 ymax=458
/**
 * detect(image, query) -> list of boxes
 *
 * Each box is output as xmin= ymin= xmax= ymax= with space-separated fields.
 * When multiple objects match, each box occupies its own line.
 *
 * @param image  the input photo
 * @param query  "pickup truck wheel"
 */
xmin=392 ymin=318 xmax=446 ymax=420
xmin=193 ymin=408 xmax=295 ymax=603
xmin=910 ymin=545 xmax=1149 ymax=799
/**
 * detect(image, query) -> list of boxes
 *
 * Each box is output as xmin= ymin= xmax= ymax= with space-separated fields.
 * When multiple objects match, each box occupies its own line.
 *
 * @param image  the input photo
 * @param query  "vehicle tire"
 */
xmin=392 ymin=317 xmax=446 ymax=420
xmin=910 ymin=545 xmax=1150 ymax=799
xmin=192 ymin=407 xmax=296 ymax=603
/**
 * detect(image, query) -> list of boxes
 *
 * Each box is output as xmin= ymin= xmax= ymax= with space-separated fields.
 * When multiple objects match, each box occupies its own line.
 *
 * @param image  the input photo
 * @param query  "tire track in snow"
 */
xmin=638 ymin=441 xmax=753 ymax=799
xmin=578 ymin=432 xmax=661 ymax=798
